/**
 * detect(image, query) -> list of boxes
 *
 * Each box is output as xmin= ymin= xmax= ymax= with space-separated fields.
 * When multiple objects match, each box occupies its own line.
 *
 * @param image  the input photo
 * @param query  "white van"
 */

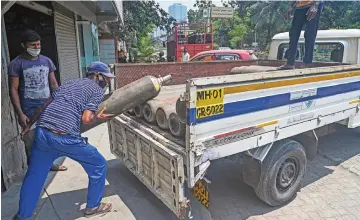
xmin=268 ymin=29 xmax=360 ymax=64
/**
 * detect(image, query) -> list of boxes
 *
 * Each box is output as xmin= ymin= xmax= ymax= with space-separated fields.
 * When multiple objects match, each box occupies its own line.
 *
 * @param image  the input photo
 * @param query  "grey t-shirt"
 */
xmin=8 ymin=54 xmax=56 ymax=118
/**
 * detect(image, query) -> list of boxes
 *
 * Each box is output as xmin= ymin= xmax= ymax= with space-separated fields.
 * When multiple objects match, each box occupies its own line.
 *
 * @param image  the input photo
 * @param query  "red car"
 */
xmin=190 ymin=49 xmax=257 ymax=62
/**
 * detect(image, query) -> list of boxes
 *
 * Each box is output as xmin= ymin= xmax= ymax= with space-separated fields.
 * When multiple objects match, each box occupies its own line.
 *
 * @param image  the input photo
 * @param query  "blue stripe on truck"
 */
xmin=188 ymin=80 xmax=360 ymax=125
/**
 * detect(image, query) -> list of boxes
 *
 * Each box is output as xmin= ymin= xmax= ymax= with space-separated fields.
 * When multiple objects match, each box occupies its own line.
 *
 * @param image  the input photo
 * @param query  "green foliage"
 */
xmin=133 ymin=33 xmax=156 ymax=62
xmin=107 ymin=0 xmax=176 ymax=62
xmin=188 ymin=9 xmax=204 ymax=23
xmin=213 ymin=11 xmax=250 ymax=48
xmin=210 ymin=1 xmax=360 ymax=51
xmin=319 ymin=1 xmax=360 ymax=30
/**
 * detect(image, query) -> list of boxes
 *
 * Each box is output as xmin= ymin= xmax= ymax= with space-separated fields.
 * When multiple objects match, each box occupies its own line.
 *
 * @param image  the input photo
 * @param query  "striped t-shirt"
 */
xmin=37 ymin=78 xmax=104 ymax=136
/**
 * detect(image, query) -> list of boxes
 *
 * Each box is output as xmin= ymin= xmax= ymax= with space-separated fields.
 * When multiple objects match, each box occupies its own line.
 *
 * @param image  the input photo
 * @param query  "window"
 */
xmin=277 ymin=42 xmax=344 ymax=63
xmin=277 ymin=43 xmax=302 ymax=61
xmin=192 ymin=54 xmax=214 ymax=61
xmin=313 ymin=43 xmax=344 ymax=63
xmin=76 ymin=21 xmax=100 ymax=77
xmin=215 ymin=54 xmax=240 ymax=61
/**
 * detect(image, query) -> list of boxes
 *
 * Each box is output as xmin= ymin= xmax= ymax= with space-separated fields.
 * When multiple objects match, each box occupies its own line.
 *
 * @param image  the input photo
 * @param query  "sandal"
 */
xmin=50 ymin=164 xmax=68 ymax=171
xmin=84 ymin=202 xmax=112 ymax=217
xmin=277 ymin=64 xmax=295 ymax=70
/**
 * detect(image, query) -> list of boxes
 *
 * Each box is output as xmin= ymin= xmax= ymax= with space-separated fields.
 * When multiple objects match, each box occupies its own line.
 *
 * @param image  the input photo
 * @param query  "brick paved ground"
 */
xmin=3 ymin=126 xmax=358 ymax=220
xmin=206 ymin=128 xmax=360 ymax=220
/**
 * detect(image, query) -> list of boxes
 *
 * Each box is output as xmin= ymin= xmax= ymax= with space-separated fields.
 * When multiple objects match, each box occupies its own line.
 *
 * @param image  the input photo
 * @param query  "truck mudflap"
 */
xmin=108 ymin=116 xmax=187 ymax=218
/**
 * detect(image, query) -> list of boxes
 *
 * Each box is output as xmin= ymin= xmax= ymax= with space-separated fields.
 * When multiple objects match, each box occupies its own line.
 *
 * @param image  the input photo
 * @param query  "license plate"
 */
xmin=192 ymin=180 xmax=210 ymax=208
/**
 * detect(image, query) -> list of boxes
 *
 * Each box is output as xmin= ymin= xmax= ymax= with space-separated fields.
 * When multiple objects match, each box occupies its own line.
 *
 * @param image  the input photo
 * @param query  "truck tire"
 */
xmin=255 ymin=139 xmax=306 ymax=206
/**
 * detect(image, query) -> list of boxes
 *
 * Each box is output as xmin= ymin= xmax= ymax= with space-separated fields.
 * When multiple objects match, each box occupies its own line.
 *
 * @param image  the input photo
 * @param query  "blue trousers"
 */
xmin=287 ymin=7 xmax=322 ymax=65
xmin=16 ymin=127 xmax=107 ymax=219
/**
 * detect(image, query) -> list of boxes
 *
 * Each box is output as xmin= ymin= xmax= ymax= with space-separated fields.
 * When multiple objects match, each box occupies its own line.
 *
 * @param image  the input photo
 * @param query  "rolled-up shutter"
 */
xmin=53 ymin=3 xmax=80 ymax=83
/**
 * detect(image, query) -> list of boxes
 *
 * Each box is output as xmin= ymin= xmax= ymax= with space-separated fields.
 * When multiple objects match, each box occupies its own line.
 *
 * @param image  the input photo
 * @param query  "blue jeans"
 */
xmin=287 ymin=7 xmax=322 ymax=65
xmin=16 ymin=127 xmax=107 ymax=219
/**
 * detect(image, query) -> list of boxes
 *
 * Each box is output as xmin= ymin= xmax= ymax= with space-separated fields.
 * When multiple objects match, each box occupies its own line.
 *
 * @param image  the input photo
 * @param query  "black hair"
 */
xmin=21 ymin=29 xmax=41 ymax=44
xmin=86 ymin=72 xmax=97 ymax=78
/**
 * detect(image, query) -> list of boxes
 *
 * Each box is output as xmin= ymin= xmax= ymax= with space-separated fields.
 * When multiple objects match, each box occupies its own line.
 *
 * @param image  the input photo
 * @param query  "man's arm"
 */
xmin=306 ymin=1 xmax=322 ymax=21
xmin=81 ymin=86 xmax=112 ymax=125
xmin=47 ymin=58 xmax=58 ymax=92
xmin=9 ymin=76 xmax=30 ymax=128
xmin=9 ymin=77 xmax=24 ymax=117
xmin=21 ymin=97 xmax=53 ymax=138
xmin=49 ymin=72 xmax=59 ymax=92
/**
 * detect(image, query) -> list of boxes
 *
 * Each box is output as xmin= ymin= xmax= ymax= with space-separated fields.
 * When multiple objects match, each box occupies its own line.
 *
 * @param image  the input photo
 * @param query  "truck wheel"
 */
xmin=255 ymin=139 xmax=306 ymax=206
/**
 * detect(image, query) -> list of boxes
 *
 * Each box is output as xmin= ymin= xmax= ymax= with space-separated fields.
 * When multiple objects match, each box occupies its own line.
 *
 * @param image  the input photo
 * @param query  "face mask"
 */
xmin=27 ymin=48 xmax=41 ymax=57
xmin=97 ymin=75 xmax=109 ymax=90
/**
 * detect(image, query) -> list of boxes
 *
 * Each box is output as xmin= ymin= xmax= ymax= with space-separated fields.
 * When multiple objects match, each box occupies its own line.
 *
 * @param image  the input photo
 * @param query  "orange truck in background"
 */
xmin=167 ymin=22 xmax=214 ymax=61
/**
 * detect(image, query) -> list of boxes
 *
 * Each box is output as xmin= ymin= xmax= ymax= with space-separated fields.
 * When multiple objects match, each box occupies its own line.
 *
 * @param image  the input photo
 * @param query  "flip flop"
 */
xmin=50 ymin=164 xmax=68 ymax=171
xmin=84 ymin=203 xmax=112 ymax=218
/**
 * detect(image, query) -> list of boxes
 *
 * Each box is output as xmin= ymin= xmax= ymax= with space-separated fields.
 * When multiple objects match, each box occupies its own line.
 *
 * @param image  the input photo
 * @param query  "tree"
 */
xmin=107 ymin=0 xmax=176 ymax=62
xmin=224 ymin=1 xmax=360 ymax=51
xmin=213 ymin=11 xmax=250 ymax=48
xmin=188 ymin=9 xmax=203 ymax=23
xmin=133 ymin=33 xmax=156 ymax=62
xmin=319 ymin=1 xmax=360 ymax=30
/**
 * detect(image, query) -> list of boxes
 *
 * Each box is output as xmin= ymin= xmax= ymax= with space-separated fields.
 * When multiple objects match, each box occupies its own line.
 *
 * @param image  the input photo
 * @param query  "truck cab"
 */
xmin=268 ymin=29 xmax=360 ymax=64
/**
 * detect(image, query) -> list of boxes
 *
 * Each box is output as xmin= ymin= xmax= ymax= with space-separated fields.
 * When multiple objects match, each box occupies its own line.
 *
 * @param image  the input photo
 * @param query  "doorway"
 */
xmin=4 ymin=2 xmax=60 ymax=83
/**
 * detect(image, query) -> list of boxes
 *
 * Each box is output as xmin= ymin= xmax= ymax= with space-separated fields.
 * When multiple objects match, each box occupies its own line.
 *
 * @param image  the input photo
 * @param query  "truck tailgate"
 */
xmin=107 ymin=116 xmax=187 ymax=218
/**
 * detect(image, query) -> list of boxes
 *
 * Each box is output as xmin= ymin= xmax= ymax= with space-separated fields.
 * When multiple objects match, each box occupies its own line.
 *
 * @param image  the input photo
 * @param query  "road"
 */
xmin=2 ymin=125 xmax=359 ymax=220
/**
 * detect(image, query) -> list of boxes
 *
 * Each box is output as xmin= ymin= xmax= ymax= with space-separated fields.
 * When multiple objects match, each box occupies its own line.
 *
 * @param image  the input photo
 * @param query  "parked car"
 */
xmin=190 ymin=49 xmax=257 ymax=62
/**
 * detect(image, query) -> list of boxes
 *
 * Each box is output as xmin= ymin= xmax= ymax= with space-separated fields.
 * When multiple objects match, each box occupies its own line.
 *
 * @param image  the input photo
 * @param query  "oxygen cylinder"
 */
xmin=81 ymin=74 xmax=172 ymax=132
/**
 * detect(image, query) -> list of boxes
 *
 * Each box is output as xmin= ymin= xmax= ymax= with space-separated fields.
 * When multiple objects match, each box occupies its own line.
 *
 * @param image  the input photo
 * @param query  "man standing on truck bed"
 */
xmin=13 ymin=61 xmax=115 ymax=220
xmin=8 ymin=29 xmax=68 ymax=172
xmin=278 ymin=1 xmax=324 ymax=70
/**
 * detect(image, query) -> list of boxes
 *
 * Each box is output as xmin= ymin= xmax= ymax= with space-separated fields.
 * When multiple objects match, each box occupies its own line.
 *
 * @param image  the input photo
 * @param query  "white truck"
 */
xmin=107 ymin=62 xmax=360 ymax=219
xmin=268 ymin=29 xmax=360 ymax=64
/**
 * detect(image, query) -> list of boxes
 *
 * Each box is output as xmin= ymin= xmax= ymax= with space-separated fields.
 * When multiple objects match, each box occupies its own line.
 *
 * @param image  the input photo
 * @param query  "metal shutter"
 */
xmin=53 ymin=3 xmax=80 ymax=83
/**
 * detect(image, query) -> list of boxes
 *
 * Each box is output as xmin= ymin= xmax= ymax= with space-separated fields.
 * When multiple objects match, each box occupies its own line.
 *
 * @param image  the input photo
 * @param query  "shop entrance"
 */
xmin=4 ymin=2 xmax=60 ymax=83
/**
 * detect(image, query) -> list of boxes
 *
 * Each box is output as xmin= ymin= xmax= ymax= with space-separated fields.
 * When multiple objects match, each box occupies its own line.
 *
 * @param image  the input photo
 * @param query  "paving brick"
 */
xmin=336 ymin=215 xmax=359 ymax=220
xmin=318 ymin=209 xmax=341 ymax=218
xmin=307 ymin=211 xmax=322 ymax=220
xmin=338 ymin=200 xmax=359 ymax=208
xmin=249 ymin=216 xmax=267 ymax=220
xmin=278 ymin=215 xmax=301 ymax=220
xmin=264 ymin=217 xmax=279 ymax=220
xmin=301 ymin=205 xmax=319 ymax=212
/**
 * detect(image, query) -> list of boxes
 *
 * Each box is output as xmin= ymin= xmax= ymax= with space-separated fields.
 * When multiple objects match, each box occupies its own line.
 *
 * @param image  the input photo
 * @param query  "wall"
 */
xmin=1 ymin=25 xmax=27 ymax=191
xmin=114 ymin=60 xmax=342 ymax=88
xmin=99 ymin=35 xmax=116 ymax=65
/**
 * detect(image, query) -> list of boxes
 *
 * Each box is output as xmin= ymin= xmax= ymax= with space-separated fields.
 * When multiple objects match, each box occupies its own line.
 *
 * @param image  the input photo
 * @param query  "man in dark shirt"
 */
xmin=279 ymin=1 xmax=324 ymax=70
xmin=8 ymin=29 xmax=67 ymax=171
xmin=14 ymin=61 xmax=115 ymax=220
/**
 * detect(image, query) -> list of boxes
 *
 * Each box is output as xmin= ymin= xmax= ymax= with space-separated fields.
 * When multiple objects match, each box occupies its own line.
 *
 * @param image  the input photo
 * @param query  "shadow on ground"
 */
xmin=3 ymin=128 xmax=358 ymax=220
xmin=205 ymin=128 xmax=360 ymax=219
xmin=30 ymin=159 xmax=178 ymax=220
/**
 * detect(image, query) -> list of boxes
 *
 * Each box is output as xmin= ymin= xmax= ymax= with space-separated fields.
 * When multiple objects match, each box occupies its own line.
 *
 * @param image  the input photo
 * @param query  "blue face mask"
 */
xmin=97 ymin=75 xmax=109 ymax=91
xmin=98 ymin=80 xmax=107 ymax=88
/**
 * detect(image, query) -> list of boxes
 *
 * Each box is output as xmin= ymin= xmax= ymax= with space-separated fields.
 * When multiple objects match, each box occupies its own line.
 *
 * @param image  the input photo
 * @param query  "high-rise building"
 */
xmin=168 ymin=3 xmax=187 ymax=22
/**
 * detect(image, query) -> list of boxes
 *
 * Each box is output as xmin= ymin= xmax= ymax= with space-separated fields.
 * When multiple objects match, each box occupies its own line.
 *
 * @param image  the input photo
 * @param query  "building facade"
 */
xmin=1 ymin=0 xmax=123 ymax=191
xmin=168 ymin=3 xmax=187 ymax=22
